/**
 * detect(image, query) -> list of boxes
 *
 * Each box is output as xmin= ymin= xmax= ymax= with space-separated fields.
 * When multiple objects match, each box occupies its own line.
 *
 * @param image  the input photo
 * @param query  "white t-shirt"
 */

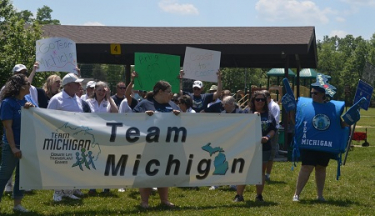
xmin=268 ymin=99 xmax=280 ymax=128
xmin=47 ymin=90 xmax=83 ymax=112
xmin=86 ymin=98 xmax=111 ymax=113
xmin=186 ymin=107 xmax=196 ymax=113
xmin=80 ymin=94 xmax=89 ymax=101
xmin=119 ymin=98 xmax=132 ymax=113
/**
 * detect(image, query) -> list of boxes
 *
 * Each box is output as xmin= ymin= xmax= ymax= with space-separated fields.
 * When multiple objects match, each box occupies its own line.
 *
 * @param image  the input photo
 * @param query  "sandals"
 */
xmin=161 ymin=201 xmax=175 ymax=208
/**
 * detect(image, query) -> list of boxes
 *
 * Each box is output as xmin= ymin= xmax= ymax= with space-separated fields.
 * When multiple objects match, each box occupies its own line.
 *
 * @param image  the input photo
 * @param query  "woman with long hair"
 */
xmin=233 ymin=91 xmax=276 ymax=202
xmin=0 ymin=74 xmax=36 ymax=213
xmin=42 ymin=74 xmax=61 ymax=100
xmin=133 ymin=80 xmax=180 ymax=208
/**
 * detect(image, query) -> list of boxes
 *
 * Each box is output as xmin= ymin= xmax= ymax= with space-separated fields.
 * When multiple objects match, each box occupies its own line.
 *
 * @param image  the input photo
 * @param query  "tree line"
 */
xmin=1 ymin=0 xmax=375 ymax=104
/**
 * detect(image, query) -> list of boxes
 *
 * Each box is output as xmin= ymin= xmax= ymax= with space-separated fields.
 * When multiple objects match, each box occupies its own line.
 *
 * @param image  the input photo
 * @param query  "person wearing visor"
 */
xmin=81 ymin=81 xmax=96 ymax=101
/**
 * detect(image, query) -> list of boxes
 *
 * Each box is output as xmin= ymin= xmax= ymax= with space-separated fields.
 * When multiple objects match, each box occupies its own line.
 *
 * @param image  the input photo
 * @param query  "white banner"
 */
xmin=20 ymin=108 xmax=262 ymax=190
xmin=36 ymin=37 xmax=78 ymax=74
xmin=183 ymin=47 xmax=221 ymax=82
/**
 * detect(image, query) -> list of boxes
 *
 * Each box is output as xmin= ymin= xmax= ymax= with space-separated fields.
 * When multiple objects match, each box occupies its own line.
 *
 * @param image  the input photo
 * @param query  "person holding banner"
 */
xmin=133 ymin=80 xmax=180 ymax=208
xmin=47 ymin=73 xmax=84 ymax=202
xmin=86 ymin=81 xmax=117 ymax=195
xmin=234 ymin=91 xmax=276 ymax=202
xmin=179 ymin=70 xmax=222 ymax=113
xmin=0 ymin=74 xmax=36 ymax=213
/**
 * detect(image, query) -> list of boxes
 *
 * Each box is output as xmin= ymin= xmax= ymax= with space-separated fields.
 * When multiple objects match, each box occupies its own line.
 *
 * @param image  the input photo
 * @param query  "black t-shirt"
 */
xmin=111 ymin=95 xmax=125 ymax=107
xmin=129 ymin=97 xmax=138 ymax=109
xmin=112 ymin=95 xmax=138 ymax=109
xmin=184 ymin=92 xmax=214 ymax=113
xmin=37 ymin=88 xmax=49 ymax=108
xmin=133 ymin=98 xmax=180 ymax=113
xmin=204 ymin=102 xmax=223 ymax=113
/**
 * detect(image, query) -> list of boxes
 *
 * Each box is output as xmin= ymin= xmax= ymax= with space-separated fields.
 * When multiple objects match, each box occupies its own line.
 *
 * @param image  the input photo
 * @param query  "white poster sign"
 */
xmin=183 ymin=47 xmax=221 ymax=82
xmin=20 ymin=109 xmax=261 ymax=189
xmin=36 ymin=37 xmax=78 ymax=74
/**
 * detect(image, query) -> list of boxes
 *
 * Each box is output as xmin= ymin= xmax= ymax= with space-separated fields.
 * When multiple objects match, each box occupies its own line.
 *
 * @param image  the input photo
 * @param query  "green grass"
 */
xmin=1 ymin=108 xmax=375 ymax=215
xmin=354 ymin=107 xmax=375 ymax=145
xmin=2 ymin=149 xmax=375 ymax=215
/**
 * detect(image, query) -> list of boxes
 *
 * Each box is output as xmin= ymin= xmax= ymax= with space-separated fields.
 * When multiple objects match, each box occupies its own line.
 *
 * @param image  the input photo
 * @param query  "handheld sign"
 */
xmin=183 ymin=47 xmax=221 ymax=82
xmin=353 ymin=80 xmax=373 ymax=110
xmin=282 ymin=78 xmax=296 ymax=112
xmin=362 ymin=62 xmax=375 ymax=86
xmin=36 ymin=37 xmax=78 ymax=74
xmin=134 ymin=52 xmax=180 ymax=93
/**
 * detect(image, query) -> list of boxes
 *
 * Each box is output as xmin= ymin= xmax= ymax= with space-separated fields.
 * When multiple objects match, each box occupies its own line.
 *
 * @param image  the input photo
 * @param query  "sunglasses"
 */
xmin=311 ymin=92 xmax=319 ymax=95
xmin=255 ymin=98 xmax=265 ymax=102
xmin=118 ymin=87 xmax=126 ymax=89
xmin=193 ymin=87 xmax=201 ymax=91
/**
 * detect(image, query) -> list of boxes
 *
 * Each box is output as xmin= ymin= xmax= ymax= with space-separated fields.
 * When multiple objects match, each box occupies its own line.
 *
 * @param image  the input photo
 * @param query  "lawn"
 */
xmin=1 ymin=109 xmax=374 ymax=215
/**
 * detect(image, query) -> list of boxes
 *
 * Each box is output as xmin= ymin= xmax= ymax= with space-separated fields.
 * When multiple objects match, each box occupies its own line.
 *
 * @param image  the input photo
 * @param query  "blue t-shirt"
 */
xmin=1 ymin=97 xmax=35 ymax=147
xmin=133 ymin=98 xmax=180 ymax=113
xmin=259 ymin=112 xmax=277 ymax=151
xmin=184 ymin=92 xmax=214 ymax=113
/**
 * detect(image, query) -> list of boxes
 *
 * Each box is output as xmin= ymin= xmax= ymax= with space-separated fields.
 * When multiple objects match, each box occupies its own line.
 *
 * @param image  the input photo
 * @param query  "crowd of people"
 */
xmin=0 ymin=63 xmax=356 ymax=212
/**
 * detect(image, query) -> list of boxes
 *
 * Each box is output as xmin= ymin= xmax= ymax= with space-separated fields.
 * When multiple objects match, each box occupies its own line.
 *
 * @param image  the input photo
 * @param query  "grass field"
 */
xmin=1 ymin=109 xmax=374 ymax=215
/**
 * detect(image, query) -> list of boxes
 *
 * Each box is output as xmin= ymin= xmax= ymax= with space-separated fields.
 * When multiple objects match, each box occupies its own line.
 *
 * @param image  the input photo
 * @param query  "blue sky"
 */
xmin=12 ymin=0 xmax=375 ymax=41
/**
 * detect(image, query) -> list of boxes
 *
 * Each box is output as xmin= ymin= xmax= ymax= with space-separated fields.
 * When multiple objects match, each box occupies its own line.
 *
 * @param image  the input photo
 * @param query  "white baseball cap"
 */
xmin=193 ymin=80 xmax=203 ymax=89
xmin=62 ymin=73 xmax=84 ymax=86
xmin=12 ymin=64 xmax=27 ymax=73
xmin=86 ymin=81 xmax=96 ymax=88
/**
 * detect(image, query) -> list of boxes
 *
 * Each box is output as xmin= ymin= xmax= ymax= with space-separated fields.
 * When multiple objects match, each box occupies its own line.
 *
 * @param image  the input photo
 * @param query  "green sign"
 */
xmin=134 ymin=52 xmax=180 ymax=93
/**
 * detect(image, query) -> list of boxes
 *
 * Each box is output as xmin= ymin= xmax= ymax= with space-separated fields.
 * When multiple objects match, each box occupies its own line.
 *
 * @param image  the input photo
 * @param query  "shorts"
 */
xmin=269 ymin=133 xmax=279 ymax=160
xmin=300 ymin=149 xmax=332 ymax=167
xmin=262 ymin=150 xmax=271 ymax=163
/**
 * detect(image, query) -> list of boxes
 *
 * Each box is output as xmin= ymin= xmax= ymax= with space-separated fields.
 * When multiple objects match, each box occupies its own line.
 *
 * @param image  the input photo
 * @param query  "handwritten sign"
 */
xmin=134 ymin=52 xmax=180 ymax=93
xmin=36 ymin=37 xmax=77 ymax=74
xmin=183 ymin=47 xmax=221 ymax=82
xmin=353 ymin=80 xmax=373 ymax=110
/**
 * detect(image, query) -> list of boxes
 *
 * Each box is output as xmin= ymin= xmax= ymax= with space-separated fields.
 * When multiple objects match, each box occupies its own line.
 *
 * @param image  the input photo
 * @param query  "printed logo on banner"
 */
xmin=202 ymin=143 xmax=228 ymax=175
xmin=43 ymin=123 xmax=101 ymax=168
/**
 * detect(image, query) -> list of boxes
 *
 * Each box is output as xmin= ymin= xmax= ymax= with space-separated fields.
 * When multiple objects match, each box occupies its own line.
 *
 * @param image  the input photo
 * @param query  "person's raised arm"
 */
xmin=213 ymin=70 xmax=222 ymax=100
xmin=106 ymin=88 xmax=118 ymax=113
xmin=125 ymin=71 xmax=137 ymax=106
xmin=75 ymin=66 xmax=81 ymax=78
xmin=179 ymin=70 xmax=184 ymax=95
xmin=28 ymin=62 xmax=39 ymax=84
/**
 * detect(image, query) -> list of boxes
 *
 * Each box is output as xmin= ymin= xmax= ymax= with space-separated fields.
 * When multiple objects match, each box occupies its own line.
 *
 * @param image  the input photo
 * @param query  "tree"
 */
xmin=36 ymin=5 xmax=60 ymax=25
xmin=0 ymin=1 xmax=42 ymax=87
xmin=16 ymin=10 xmax=34 ymax=23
